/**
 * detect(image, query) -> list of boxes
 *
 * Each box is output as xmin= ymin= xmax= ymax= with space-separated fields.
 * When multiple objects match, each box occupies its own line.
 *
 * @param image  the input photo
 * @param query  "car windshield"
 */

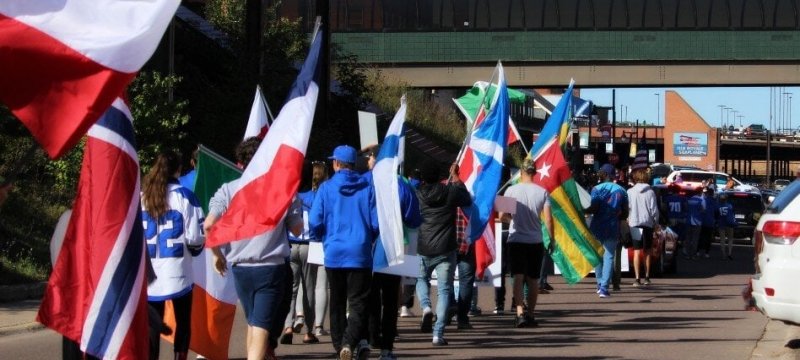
xmin=768 ymin=180 xmax=800 ymax=214
xmin=682 ymin=172 xmax=715 ymax=183
xmin=775 ymin=179 xmax=790 ymax=186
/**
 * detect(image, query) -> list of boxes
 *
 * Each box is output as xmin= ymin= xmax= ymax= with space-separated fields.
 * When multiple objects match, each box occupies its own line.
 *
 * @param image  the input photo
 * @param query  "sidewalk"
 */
xmin=0 ymin=299 xmax=44 ymax=337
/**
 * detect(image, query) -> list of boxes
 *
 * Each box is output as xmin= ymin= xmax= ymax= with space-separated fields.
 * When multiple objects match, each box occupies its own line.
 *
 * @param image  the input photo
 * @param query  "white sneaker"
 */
xmin=400 ymin=306 xmax=415 ymax=318
xmin=339 ymin=346 xmax=352 ymax=360
xmin=313 ymin=326 xmax=328 ymax=337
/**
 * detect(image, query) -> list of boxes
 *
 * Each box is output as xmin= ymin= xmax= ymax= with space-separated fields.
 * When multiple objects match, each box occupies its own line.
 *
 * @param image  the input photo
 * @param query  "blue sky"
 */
xmin=581 ymin=87 xmax=800 ymax=131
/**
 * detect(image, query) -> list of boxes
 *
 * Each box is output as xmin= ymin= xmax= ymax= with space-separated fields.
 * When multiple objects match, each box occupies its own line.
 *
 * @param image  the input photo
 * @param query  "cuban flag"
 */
xmin=243 ymin=85 xmax=273 ymax=140
xmin=458 ymin=62 xmax=509 ymax=243
xmin=206 ymin=28 xmax=323 ymax=247
xmin=0 ymin=0 xmax=179 ymax=158
xmin=373 ymin=96 xmax=408 ymax=268
xmin=37 ymin=98 xmax=149 ymax=360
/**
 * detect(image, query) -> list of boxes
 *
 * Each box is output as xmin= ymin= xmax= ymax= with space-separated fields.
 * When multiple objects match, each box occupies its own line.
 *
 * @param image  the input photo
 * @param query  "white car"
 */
xmin=774 ymin=179 xmax=791 ymax=191
xmin=665 ymin=169 xmax=758 ymax=193
xmin=750 ymin=179 xmax=800 ymax=325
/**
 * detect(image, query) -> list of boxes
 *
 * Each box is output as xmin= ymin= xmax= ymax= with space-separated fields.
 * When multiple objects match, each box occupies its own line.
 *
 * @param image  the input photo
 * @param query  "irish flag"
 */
xmin=163 ymin=146 xmax=241 ymax=360
xmin=530 ymin=80 xmax=603 ymax=284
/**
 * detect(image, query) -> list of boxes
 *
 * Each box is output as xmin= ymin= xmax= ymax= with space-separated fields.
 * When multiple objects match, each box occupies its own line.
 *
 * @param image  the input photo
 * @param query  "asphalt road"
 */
xmin=1 ymin=244 xmax=797 ymax=360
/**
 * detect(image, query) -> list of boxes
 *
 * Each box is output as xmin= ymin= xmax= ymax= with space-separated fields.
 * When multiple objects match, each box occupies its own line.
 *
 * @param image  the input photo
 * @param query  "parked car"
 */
xmin=746 ymin=124 xmax=767 ymax=137
xmin=666 ymin=169 xmax=759 ymax=193
xmin=774 ymin=179 xmax=791 ymax=191
xmin=717 ymin=190 xmax=765 ymax=241
xmin=750 ymin=180 xmax=800 ymax=325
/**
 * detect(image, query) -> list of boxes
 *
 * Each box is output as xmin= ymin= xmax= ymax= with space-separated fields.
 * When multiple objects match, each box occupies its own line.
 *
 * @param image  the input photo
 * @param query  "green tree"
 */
xmin=128 ymin=72 xmax=190 ymax=172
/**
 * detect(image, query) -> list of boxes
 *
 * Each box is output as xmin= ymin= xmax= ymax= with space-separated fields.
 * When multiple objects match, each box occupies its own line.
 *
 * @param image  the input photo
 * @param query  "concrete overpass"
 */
xmin=308 ymin=0 xmax=800 ymax=87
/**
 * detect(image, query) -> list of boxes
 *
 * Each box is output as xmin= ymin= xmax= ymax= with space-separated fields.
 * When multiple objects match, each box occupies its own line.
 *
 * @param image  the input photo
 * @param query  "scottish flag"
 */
xmin=460 ymin=62 xmax=509 ymax=242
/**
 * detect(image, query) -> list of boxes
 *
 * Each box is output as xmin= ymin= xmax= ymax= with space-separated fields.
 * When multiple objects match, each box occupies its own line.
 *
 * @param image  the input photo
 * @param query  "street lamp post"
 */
xmin=654 ymin=93 xmax=660 ymax=126
xmin=719 ymin=104 xmax=726 ymax=129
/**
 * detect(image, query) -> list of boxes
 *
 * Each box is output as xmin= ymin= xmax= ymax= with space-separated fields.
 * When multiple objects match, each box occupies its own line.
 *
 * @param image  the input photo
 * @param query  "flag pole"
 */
xmin=454 ymin=60 xmax=501 ymax=165
xmin=257 ymin=85 xmax=275 ymax=125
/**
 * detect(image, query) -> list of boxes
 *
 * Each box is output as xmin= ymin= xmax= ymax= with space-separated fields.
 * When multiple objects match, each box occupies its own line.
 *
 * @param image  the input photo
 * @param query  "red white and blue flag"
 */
xmin=0 ymin=0 xmax=179 ymax=158
xmin=458 ymin=62 xmax=509 ymax=245
xmin=206 ymin=28 xmax=323 ymax=247
xmin=243 ymin=85 xmax=273 ymax=140
xmin=38 ymin=98 xmax=149 ymax=360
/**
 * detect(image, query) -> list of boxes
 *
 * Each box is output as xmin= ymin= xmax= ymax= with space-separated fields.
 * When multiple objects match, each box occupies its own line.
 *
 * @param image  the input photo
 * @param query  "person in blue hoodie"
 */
xmin=309 ymin=145 xmax=379 ymax=360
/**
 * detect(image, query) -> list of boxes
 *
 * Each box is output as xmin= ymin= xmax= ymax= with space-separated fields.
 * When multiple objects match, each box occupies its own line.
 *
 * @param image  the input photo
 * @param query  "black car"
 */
xmin=717 ymin=190 xmax=765 ymax=240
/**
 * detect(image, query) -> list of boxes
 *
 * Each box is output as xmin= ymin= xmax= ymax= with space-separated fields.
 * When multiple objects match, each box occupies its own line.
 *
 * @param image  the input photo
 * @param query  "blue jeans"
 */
xmin=456 ymin=247 xmax=475 ymax=324
xmin=594 ymin=238 xmax=617 ymax=291
xmin=416 ymin=250 xmax=456 ymax=338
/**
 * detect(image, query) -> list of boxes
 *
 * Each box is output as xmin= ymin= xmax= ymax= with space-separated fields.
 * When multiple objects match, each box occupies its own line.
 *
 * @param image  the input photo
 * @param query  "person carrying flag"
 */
xmin=205 ymin=138 xmax=303 ymax=360
xmin=415 ymin=160 xmax=472 ymax=346
xmin=141 ymin=150 xmax=206 ymax=360
xmin=586 ymin=164 xmax=628 ymax=298
xmin=362 ymin=144 xmax=422 ymax=360
xmin=500 ymin=158 xmax=553 ymax=327
xmin=309 ymin=144 xmax=378 ymax=360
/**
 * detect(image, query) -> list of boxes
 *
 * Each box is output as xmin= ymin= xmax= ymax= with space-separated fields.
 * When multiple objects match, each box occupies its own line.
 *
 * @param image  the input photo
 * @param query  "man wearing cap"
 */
xmin=310 ymin=145 xmax=379 ymax=360
xmin=586 ymin=164 xmax=628 ymax=298
xmin=500 ymin=158 xmax=553 ymax=327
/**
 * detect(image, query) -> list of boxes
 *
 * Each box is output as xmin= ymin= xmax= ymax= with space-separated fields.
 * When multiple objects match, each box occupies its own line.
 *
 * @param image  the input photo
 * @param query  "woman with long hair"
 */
xmin=282 ymin=161 xmax=331 ymax=343
xmin=142 ymin=150 xmax=205 ymax=360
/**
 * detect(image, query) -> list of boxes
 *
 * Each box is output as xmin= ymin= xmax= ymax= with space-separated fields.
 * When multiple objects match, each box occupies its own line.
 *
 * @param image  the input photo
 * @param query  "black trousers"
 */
xmin=368 ymin=273 xmax=401 ymax=350
xmin=149 ymin=290 xmax=193 ymax=359
xmin=269 ymin=261 xmax=293 ymax=350
xmin=400 ymin=284 xmax=415 ymax=308
xmin=699 ymin=226 xmax=714 ymax=253
xmin=327 ymin=267 xmax=372 ymax=353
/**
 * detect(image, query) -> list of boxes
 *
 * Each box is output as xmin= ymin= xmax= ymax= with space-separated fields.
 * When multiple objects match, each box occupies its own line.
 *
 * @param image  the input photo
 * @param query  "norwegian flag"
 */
xmin=38 ymin=98 xmax=149 ymax=359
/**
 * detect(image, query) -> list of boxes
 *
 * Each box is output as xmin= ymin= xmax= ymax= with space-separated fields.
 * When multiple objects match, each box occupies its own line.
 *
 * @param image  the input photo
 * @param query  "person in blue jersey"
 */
xmin=586 ymin=164 xmax=628 ymax=298
xmin=684 ymin=189 xmax=707 ymax=260
xmin=716 ymin=193 xmax=737 ymax=260
xmin=662 ymin=185 xmax=688 ymax=240
xmin=206 ymin=138 xmax=303 ymax=360
xmin=141 ymin=150 xmax=205 ymax=360
xmin=281 ymin=161 xmax=329 ymax=345
xmin=361 ymin=145 xmax=422 ymax=360
xmin=309 ymin=145 xmax=379 ymax=360
xmin=698 ymin=186 xmax=718 ymax=258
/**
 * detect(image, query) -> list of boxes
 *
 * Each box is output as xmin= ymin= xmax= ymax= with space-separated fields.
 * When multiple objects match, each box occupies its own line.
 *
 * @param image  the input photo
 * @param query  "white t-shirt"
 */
xmin=504 ymin=182 xmax=549 ymax=244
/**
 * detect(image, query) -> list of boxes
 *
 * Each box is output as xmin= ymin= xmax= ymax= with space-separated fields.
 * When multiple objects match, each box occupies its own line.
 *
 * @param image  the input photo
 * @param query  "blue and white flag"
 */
xmin=373 ymin=96 xmax=407 ymax=268
xmin=458 ymin=62 xmax=509 ymax=242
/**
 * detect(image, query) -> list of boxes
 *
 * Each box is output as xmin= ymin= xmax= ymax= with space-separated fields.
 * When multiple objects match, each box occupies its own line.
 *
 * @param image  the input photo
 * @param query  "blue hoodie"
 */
xmin=310 ymin=169 xmax=378 ymax=269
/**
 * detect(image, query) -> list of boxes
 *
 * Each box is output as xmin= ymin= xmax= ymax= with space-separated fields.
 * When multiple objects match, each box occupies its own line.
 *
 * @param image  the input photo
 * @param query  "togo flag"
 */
xmin=530 ymin=80 xmax=603 ymax=284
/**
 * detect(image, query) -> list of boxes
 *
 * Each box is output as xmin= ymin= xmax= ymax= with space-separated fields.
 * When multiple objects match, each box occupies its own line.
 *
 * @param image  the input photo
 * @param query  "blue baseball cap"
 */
xmin=328 ymin=145 xmax=357 ymax=164
xmin=599 ymin=163 xmax=616 ymax=176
